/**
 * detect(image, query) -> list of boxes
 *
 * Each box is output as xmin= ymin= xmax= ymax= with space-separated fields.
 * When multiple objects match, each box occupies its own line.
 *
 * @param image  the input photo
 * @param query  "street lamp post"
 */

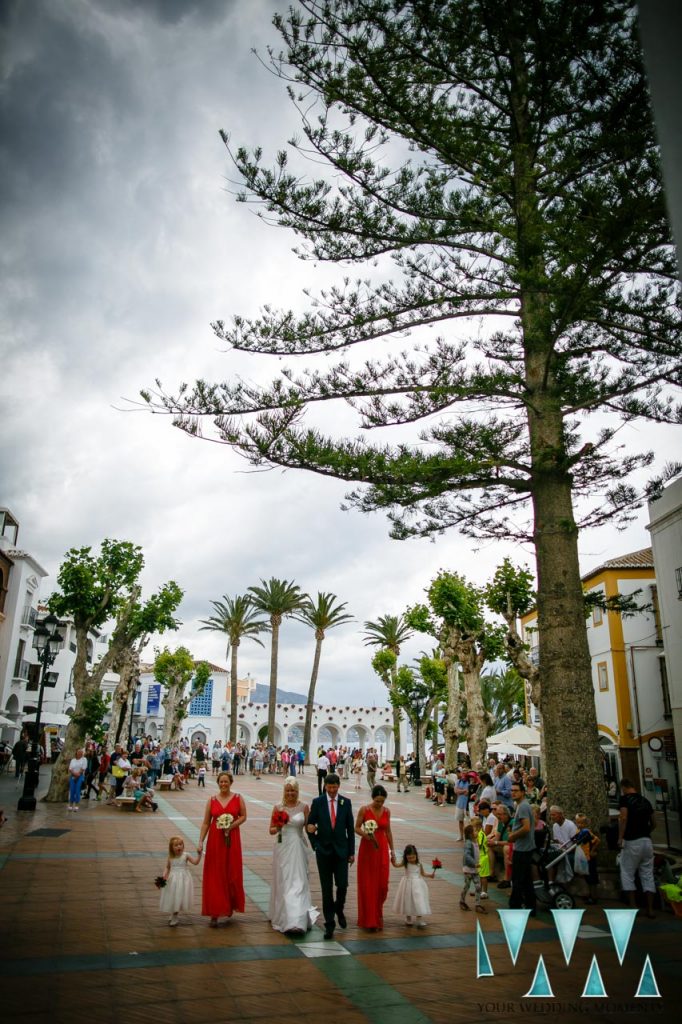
xmin=411 ymin=693 xmax=428 ymax=788
xmin=127 ymin=678 xmax=141 ymax=749
xmin=18 ymin=614 xmax=64 ymax=811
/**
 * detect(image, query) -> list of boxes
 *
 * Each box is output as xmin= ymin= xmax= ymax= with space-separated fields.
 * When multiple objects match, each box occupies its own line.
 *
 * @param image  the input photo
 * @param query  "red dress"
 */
xmin=357 ymin=806 xmax=391 ymax=929
xmin=202 ymin=794 xmax=245 ymax=917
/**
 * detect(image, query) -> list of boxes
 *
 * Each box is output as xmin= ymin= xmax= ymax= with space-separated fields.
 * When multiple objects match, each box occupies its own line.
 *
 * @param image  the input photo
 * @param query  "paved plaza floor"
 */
xmin=1 ymin=767 xmax=679 ymax=1024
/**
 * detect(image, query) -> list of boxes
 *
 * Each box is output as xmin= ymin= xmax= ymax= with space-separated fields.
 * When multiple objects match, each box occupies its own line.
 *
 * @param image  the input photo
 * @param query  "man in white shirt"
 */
xmin=549 ymin=805 xmax=578 ymax=881
xmin=317 ymin=751 xmax=330 ymax=795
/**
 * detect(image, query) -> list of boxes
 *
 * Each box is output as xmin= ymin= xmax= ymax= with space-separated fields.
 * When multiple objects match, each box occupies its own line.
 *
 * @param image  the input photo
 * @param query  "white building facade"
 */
xmin=521 ymin=548 xmax=676 ymax=809
xmin=0 ymin=509 xmax=48 ymax=739
xmin=647 ymin=477 xmax=682 ymax=816
xmin=131 ymin=666 xmax=403 ymax=758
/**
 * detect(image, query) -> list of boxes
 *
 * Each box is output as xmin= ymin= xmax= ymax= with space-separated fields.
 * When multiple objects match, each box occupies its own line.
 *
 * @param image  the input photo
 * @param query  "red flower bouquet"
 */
xmin=431 ymin=858 xmax=442 ymax=870
xmin=272 ymin=808 xmax=289 ymax=843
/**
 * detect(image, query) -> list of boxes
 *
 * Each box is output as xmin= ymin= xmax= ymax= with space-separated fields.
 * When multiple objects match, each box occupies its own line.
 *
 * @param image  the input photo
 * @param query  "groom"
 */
xmin=307 ymin=773 xmax=355 ymax=939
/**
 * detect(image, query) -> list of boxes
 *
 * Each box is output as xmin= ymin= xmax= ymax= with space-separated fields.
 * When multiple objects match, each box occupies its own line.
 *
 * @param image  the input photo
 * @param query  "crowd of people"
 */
xmin=2 ymin=732 xmax=661 ymax=922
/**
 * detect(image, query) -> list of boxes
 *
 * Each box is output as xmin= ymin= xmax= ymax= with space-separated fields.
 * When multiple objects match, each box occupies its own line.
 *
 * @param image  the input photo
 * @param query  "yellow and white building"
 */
xmin=521 ymin=548 xmax=676 ymax=803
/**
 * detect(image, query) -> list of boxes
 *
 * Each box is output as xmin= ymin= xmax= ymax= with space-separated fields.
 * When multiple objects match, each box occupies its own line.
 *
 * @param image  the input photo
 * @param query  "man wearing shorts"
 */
xmin=618 ymin=778 xmax=656 ymax=918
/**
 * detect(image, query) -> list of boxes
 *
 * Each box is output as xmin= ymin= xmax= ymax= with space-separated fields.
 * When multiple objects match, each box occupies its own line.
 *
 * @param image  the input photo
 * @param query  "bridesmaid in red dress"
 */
xmin=355 ymin=784 xmax=396 ymax=930
xmin=197 ymin=771 xmax=247 ymax=926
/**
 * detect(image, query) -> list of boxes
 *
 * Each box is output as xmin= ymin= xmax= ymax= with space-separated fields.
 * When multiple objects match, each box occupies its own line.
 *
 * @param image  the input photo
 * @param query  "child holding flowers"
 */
xmin=392 ymin=844 xmax=438 ymax=927
xmin=159 ymin=836 xmax=201 ymax=926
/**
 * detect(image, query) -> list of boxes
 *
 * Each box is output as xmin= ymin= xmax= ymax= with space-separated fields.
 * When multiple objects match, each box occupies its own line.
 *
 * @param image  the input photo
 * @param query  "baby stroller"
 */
xmin=531 ymin=828 xmax=591 ymax=910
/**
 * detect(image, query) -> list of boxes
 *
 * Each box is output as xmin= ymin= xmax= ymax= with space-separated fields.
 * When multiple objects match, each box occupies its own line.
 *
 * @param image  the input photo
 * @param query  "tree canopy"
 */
xmin=45 ymin=539 xmax=182 ymax=801
xmin=143 ymin=0 xmax=680 ymax=818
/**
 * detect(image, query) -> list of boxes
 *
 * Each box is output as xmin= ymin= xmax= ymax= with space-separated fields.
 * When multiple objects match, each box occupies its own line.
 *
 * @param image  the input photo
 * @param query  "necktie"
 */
xmin=330 ymin=797 xmax=336 ymax=828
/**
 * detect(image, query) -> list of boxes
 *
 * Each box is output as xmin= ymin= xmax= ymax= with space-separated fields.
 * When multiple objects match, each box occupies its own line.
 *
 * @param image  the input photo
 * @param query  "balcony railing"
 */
xmin=21 ymin=605 xmax=37 ymax=628
xmin=14 ymin=659 xmax=32 ymax=681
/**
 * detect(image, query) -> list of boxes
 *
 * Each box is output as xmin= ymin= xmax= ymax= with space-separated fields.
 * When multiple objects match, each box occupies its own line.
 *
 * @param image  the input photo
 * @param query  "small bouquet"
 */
xmin=431 ymin=858 xmax=442 ymax=871
xmin=154 ymin=876 xmax=167 ymax=889
xmin=362 ymin=819 xmax=379 ymax=848
xmin=272 ymin=808 xmax=289 ymax=843
xmin=216 ymin=812 xmax=234 ymax=847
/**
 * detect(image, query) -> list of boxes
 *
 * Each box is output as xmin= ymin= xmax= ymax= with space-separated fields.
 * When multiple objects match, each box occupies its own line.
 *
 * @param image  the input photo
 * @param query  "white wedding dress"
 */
xmin=268 ymin=803 xmax=319 ymax=934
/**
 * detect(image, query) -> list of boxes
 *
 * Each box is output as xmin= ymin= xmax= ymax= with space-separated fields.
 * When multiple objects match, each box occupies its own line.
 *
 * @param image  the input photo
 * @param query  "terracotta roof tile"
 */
xmin=583 ymin=546 xmax=654 ymax=580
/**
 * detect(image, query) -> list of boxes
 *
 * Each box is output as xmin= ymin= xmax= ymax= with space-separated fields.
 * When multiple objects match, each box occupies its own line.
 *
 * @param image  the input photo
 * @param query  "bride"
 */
xmin=268 ymin=778 xmax=319 ymax=935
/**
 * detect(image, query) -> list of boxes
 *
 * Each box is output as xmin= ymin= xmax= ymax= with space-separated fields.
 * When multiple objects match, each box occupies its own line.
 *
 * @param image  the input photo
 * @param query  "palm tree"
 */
xmin=200 ymin=595 xmax=269 ymax=743
xmin=295 ymin=592 xmax=354 ymax=763
xmin=363 ymin=613 xmax=414 ymax=759
xmin=481 ymin=667 xmax=526 ymax=735
xmin=248 ymin=578 xmax=307 ymax=743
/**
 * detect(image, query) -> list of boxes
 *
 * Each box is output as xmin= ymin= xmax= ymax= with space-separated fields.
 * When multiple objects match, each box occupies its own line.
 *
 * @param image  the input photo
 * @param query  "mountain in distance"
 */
xmin=251 ymin=683 xmax=308 ymax=705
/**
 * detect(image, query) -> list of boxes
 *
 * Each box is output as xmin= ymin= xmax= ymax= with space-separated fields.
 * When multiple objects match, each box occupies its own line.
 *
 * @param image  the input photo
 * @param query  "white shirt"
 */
xmin=317 ymin=754 xmax=330 ymax=771
xmin=69 ymin=756 xmax=88 ymax=777
xmin=552 ymin=818 xmax=578 ymax=846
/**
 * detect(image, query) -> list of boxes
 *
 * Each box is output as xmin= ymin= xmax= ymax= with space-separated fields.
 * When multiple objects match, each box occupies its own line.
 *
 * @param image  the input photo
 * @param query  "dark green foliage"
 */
xmin=144 ymin=0 xmax=680 ymax=542
xmin=71 ymin=690 xmax=111 ymax=745
xmin=480 ymin=668 xmax=526 ymax=734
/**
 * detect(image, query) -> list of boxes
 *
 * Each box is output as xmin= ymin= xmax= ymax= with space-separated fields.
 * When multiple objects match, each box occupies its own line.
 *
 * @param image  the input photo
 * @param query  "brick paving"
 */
xmin=1 ymin=766 xmax=679 ymax=1023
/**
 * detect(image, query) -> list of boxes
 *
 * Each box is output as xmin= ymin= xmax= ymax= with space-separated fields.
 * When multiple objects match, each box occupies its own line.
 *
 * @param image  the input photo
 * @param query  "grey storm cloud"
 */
xmin=1 ymin=0 xmax=665 ymax=704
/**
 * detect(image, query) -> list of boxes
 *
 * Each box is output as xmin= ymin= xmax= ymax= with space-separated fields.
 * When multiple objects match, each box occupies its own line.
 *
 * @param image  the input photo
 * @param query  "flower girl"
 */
xmin=392 ymin=844 xmax=436 ymax=927
xmin=160 ymin=836 xmax=201 ymax=926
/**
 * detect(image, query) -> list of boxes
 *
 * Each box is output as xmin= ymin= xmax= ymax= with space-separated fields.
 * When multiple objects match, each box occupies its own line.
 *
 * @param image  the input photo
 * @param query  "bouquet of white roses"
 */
xmin=216 ymin=812 xmax=234 ymax=847
xmin=362 ymin=819 xmax=379 ymax=848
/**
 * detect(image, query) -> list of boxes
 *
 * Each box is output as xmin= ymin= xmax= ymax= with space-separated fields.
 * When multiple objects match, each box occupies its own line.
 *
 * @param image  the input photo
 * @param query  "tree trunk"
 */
xmin=229 ymin=640 xmax=239 ymax=745
xmin=303 ymin=632 xmax=323 ymax=764
xmin=389 ymin=663 xmax=402 ymax=760
xmin=161 ymin=681 xmax=191 ymax=749
xmin=161 ymin=680 xmax=180 ymax=748
xmin=414 ymin=700 xmax=433 ymax=779
xmin=443 ymin=658 xmax=461 ymax=772
xmin=106 ymin=646 xmax=140 ymax=751
xmin=44 ymin=625 xmax=119 ymax=802
xmin=502 ymin=611 xmax=541 ymax=711
xmin=432 ymin=700 xmax=440 ymax=761
xmin=531 ymin=467 xmax=609 ymax=823
xmin=508 ymin=36 xmax=608 ymax=824
xmin=267 ymin=614 xmax=281 ymax=744
xmin=460 ymin=640 xmax=489 ymax=770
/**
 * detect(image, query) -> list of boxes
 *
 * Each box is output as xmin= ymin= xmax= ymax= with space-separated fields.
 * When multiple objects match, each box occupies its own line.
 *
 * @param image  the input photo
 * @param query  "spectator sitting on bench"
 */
xmin=125 ymin=769 xmax=158 ymax=812
xmin=168 ymin=756 xmax=185 ymax=790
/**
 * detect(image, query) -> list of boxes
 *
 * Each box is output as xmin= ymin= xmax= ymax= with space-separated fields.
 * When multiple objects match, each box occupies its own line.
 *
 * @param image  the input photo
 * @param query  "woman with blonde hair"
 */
xmin=268 ymin=778 xmax=318 ymax=935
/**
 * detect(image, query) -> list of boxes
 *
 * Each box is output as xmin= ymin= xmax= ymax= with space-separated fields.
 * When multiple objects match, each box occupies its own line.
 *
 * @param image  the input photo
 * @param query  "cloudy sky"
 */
xmin=1 ymin=0 xmax=678 ymax=705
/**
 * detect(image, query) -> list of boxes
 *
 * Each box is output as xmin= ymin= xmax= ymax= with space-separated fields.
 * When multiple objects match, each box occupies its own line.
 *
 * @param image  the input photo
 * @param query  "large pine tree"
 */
xmin=145 ymin=1 xmax=680 ymax=819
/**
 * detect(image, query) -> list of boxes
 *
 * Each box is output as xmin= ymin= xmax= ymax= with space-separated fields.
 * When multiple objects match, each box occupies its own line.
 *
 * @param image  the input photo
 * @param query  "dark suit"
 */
xmin=308 ymin=793 xmax=355 ymax=932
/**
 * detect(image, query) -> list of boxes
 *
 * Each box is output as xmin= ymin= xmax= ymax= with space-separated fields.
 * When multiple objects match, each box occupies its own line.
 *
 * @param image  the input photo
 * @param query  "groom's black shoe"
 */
xmin=323 ymin=925 xmax=335 ymax=940
xmin=336 ymin=910 xmax=347 ymax=929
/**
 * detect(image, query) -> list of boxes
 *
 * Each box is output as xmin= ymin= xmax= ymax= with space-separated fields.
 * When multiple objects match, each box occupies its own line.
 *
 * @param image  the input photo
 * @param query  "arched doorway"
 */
xmin=374 ymin=726 xmax=391 ymax=762
xmin=317 ymin=724 xmax=342 ymax=750
xmin=191 ymin=730 xmax=207 ymax=746
xmin=347 ymin=725 xmax=370 ymax=752
xmin=5 ymin=694 xmax=20 ymax=715
xmin=287 ymin=725 xmax=304 ymax=747
xmin=237 ymin=723 xmax=253 ymax=746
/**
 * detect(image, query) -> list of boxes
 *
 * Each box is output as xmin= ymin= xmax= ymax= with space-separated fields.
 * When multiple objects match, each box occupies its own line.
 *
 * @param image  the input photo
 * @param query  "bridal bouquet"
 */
xmin=154 ymin=876 xmax=167 ymax=889
xmin=272 ymin=808 xmax=289 ymax=843
xmin=431 ymin=858 xmax=442 ymax=871
xmin=216 ymin=813 xmax=234 ymax=847
xmin=362 ymin=819 xmax=379 ymax=848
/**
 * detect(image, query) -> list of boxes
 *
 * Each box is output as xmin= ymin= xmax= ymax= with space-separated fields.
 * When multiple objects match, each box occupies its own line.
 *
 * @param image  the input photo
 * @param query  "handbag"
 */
xmin=112 ymin=764 xmax=127 ymax=779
